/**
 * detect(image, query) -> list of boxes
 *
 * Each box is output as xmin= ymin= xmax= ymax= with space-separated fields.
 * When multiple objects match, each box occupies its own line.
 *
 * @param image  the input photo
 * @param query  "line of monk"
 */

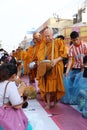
xmin=11 ymin=27 xmax=67 ymax=109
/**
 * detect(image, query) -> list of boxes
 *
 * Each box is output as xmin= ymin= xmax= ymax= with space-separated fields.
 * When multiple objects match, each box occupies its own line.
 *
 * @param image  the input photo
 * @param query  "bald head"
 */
xmin=33 ymin=32 xmax=42 ymax=44
xmin=33 ymin=32 xmax=41 ymax=38
xmin=44 ymin=28 xmax=53 ymax=43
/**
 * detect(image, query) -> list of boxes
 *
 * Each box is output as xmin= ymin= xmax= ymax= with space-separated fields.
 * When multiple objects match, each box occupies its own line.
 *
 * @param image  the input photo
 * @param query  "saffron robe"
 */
xmin=37 ymin=38 xmax=67 ymax=100
xmin=27 ymin=42 xmax=41 ymax=82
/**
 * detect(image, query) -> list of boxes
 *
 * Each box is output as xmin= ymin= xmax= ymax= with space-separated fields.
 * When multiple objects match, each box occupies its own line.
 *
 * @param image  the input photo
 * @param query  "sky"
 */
xmin=0 ymin=0 xmax=85 ymax=53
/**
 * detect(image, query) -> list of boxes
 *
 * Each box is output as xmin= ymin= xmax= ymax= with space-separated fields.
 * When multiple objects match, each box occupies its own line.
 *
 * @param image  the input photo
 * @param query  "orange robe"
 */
xmin=37 ymin=38 xmax=67 ymax=100
xmin=26 ymin=42 xmax=41 ymax=82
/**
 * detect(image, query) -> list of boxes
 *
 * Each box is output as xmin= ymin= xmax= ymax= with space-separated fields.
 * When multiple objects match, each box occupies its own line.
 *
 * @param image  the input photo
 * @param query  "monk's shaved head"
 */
xmin=33 ymin=32 xmax=41 ymax=38
xmin=44 ymin=27 xmax=53 ymax=36
xmin=33 ymin=32 xmax=42 ymax=44
xmin=44 ymin=27 xmax=53 ymax=43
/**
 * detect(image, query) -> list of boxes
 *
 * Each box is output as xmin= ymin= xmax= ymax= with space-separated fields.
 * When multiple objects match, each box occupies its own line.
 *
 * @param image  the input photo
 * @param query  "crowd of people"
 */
xmin=0 ymin=27 xmax=87 ymax=130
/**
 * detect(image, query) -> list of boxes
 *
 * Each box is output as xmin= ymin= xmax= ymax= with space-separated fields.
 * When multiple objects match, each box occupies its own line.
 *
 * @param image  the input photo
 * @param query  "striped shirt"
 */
xmin=68 ymin=42 xmax=87 ymax=68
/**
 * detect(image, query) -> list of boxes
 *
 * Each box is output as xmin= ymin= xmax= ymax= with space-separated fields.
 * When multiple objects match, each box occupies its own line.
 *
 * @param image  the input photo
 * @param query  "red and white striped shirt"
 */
xmin=68 ymin=42 xmax=87 ymax=68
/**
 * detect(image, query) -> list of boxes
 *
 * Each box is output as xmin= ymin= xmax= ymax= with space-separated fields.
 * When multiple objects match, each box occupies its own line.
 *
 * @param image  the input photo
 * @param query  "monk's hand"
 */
xmin=51 ymin=59 xmax=58 ymax=67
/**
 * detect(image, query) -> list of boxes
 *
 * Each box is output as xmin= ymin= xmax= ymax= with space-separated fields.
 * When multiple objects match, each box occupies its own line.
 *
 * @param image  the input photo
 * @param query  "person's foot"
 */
xmin=45 ymin=104 xmax=50 ymax=109
xmin=54 ymin=101 xmax=58 ymax=107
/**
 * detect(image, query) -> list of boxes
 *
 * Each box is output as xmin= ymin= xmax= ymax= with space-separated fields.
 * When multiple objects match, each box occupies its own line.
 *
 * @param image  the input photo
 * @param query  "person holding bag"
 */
xmin=37 ymin=27 xmax=67 ymax=109
xmin=0 ymin=63 xmax=32 ymax=130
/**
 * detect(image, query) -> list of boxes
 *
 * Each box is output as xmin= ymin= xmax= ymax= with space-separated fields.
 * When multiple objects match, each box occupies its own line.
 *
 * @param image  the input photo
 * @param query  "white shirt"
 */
xmin=0 ymin=80 xmax=23 ymax=107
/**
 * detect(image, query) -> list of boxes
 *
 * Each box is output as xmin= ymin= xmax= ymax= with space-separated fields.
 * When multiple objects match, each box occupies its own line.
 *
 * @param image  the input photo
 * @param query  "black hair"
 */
xmin=8 ymin=56 xmax=17 ymax=65
xmin=83 ymin=55 xmax=87 ymax=78
xmin=83 ymin=55 xmax=87 ymax=64
xmin=0 ymin=54 xmax=9 ymax=63
xmin=0 ymin=64 xmax=9 ymax=82
xmin=0 ymin=48 xmax=4 ymax=51
xmin=0 ymin=63 xmax=17 ymax=82
xmin=6 ymin=63 xmax=17 ymax=77
xmin=70 ymin=31 xmax=79 ymax=39
xmin=1 ymin=55 xmax=17 ymax=65
xmin=57 ymin=35 xmax=65 ymax=40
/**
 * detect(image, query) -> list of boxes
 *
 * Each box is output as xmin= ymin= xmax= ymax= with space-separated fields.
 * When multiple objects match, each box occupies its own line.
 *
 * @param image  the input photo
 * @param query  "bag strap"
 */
xmin=3 ymin=81 xmax=10 ymax=104
xmin=51 ymin=40 xmax=54 ymax=60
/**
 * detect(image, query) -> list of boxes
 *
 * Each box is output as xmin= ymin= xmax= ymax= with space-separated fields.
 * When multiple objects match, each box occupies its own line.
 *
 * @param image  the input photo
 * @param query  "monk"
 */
xmin=37 ymin=27 xmax=67 ymax=109
xmin=27 ymin=32 xmax=43 ymax=83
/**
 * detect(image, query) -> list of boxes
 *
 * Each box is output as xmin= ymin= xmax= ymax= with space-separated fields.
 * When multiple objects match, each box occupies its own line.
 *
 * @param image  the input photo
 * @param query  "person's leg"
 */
xmin=45 ymin=92 xmax=50 ymax=109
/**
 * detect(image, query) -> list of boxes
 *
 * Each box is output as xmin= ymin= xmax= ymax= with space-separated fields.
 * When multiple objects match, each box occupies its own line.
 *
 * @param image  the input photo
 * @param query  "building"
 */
xmin=63 ymin=0 xmax=87 ymax=44
xmin=20 ymin=0 xmax=87 ymax=48
xmin=37 ymin=17 xmax=73 ymax=38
